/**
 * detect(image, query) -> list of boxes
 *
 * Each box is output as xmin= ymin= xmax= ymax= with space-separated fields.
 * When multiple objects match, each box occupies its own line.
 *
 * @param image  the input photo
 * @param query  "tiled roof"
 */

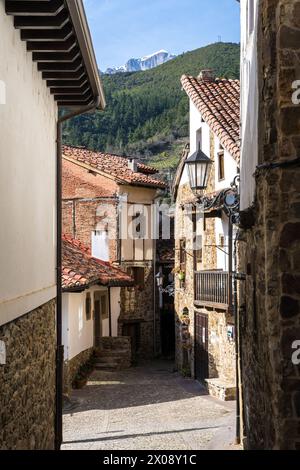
xmin=62 ymin=236 xmax=133 ymax=291
xmin=181 ymin=75 xmax=240 ymax=161
xmin=62 ymin=146 xmax=166 ymax=189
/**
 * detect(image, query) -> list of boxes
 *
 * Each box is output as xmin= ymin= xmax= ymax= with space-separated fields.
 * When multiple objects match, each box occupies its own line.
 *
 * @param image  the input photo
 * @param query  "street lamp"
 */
xmin=185 ymin=144 xmax=213 ymax=191
xmin=155 ymin=271 xmax=174 ymax=297
xmin=155 ymin=272 xmax=164 ymax=289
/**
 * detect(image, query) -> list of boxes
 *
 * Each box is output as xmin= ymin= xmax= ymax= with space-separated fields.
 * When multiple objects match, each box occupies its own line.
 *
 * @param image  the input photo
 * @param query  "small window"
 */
xmin=194 ymin=235 xmax=203 ymax=271
xmin=100 ymin=294 xmax=108 ymax=319
xmin=247 ymin=0 xmax=254 ymax=37
xmin=218 ymin=151 xmax=225 ymax=181
xmin=179 ymin=239 xmax=186 ymax=271
xmin=219 ymin=235 xmax=225 ymax=248
xmin=132 ymin=267 xmax=145 ymax=289
xmin=132 ymin=212 xmax=145 ymax=239
xmin=85 ymin=292 xmax=91 ymax=320
xmin=196 ymin=128 xmax=202 ymax=150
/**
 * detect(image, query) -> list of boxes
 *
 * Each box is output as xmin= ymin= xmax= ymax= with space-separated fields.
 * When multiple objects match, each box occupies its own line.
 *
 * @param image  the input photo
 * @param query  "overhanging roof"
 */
xmin=5 ymin=0 xmax=105 ymax=109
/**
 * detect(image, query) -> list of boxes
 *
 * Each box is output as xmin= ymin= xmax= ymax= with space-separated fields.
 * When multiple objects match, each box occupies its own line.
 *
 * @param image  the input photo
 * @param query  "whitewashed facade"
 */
xmin=0 ymin=3 xmax=57 ymax=326
xmin=181 ymin=98 xmax=239 ymax=270
xmin=240 ymin=0 xmax=259 ymax=210
xmin=62 ymin=286 xmax=121 ymax=362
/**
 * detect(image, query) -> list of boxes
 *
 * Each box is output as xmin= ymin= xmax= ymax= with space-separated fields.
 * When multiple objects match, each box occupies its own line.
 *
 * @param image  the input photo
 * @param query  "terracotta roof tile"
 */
xmin=181 ymin=75 xmax=240 ymax=161
xmin=62 ymin=146 xmax=166 ymax=189
xmin=62 ymin=235 xmax=133 ymax=290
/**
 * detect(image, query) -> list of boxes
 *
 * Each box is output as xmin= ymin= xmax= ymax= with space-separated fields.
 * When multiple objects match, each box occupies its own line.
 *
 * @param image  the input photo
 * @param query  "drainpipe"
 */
xmin=55 ymin=97 xmax=101 ymax=451
xmin=108 ymin=286 xmax=112 ymax=337
xmin=153 ymin=238 xmax=157 ymax=358
xmin=233 ymin=256 xmax=241 ymax=445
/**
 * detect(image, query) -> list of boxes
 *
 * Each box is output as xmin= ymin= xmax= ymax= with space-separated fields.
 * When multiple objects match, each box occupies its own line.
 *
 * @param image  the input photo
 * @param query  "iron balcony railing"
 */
xmin=194 ymin=270 xmax=233 ymax=311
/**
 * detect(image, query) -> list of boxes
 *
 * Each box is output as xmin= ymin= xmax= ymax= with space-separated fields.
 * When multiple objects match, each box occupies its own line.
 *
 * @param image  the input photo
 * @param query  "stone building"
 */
xmin=172 ymin=70 xmax=240 ymax=400
xmin=0 ymin=0 xmax=104 ymax=450
xmin=238 ymin=0 xmax=300 ymax=450
xmin=62 ymin=146 xmax=166 ymax=360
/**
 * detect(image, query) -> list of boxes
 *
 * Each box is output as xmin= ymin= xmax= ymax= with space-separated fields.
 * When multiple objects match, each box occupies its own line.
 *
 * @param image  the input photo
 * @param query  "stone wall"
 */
xmin=174 ymin=182 xmax=196 ymax=375
xmin=0 ymin=300 xmax=56 ymax=450
xmin=238 ymin=0 xmax=300 ymax=450
xmin=119 ymin=263 xmax=157 ymax=359
xmin=174 ymin=130 xmax=235 ymax=384
xmin=63 ymin=347 xmax=94 ymax=395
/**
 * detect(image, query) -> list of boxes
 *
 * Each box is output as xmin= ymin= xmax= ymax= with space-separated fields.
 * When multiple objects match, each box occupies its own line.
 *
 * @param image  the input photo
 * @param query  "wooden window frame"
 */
xmin=85 ymin=292 xmax=91 ymax=321
xmin=218 ymin=150 xmax=225 ymax=181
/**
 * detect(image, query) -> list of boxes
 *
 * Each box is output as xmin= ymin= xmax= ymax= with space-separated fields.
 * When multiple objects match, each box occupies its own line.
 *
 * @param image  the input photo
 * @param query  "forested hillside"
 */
xmin=63 ymin=42 xmax=240 ymax=171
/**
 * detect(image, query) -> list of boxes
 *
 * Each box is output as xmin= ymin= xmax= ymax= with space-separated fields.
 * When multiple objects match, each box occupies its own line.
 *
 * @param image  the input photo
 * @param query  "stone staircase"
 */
xmin=94 ymin=337 xmax=131 ymax=371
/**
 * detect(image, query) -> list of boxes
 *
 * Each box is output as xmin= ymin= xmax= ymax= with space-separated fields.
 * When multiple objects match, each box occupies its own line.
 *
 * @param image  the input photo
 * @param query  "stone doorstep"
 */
xmin=205 ymin=378 xmax=236 ymax=402
xmin=94 ymin=362 xmax=119 ymax=370
xmin=95 ymin=349 xmax=130 ymax=357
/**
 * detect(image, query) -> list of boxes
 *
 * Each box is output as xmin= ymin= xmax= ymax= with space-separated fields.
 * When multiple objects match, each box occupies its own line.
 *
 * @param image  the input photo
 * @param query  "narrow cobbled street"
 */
xmin=62 ymin=361 xmax=236 ymax=451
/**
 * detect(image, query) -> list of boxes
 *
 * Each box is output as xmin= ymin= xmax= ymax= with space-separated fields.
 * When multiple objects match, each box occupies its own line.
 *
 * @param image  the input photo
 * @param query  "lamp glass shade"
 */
xmin=186 ymin=147 xmax=213 ymax=191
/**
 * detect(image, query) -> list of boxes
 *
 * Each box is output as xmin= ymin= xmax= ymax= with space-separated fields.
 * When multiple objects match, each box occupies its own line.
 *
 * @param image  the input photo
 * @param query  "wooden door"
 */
xmin=94 ymin=299 xmax=102 ymax=347
xmin=195 ymin=312 xmax=209 ymax=382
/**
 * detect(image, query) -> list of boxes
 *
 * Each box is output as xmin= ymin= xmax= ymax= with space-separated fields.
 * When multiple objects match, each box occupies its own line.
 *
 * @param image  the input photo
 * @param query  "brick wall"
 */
xmin=62 ymin=198 xmax=118 ymax=262
xmin=238 ymin=0 xmax=300 ymax=450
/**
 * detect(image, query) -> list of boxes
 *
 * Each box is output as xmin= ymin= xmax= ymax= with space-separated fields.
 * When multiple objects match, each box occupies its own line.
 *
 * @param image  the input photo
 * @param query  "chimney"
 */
xmin=198 ymin=69 xmax=215 ymax=82
xmin=128 ymin=158 xmax=138 ymax=172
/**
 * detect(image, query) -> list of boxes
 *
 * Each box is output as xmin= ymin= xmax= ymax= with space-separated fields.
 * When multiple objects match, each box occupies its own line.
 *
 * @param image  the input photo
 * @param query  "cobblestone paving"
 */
xmin=62 ymin=361 xmax=236 ymax=450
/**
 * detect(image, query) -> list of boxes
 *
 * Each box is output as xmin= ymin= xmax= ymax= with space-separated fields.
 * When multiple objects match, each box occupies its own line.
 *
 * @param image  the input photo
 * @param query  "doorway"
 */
xmin=195 ymin=312 xmax=209 ymax=382
xmin=94 ymin=291 xmax=108 ymax=347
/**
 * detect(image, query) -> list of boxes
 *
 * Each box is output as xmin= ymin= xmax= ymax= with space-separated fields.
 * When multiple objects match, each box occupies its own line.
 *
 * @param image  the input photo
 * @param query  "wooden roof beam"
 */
xmin=42 ymin=68 xmax=87 ymax=80
xmin=20 ymin=23 xmax=73 ymax=40
xmin=32 ymin=47 xmax=81 ymax=62
xmin=38 ymin=58 xmax=83 ymax=72
xmin=27 ymin=36 xmax=77 ymax=52
xmin=14 ymin=10 xmax=69 ymax=29
xmin=6 ymin=0 xmax=65 ymax=16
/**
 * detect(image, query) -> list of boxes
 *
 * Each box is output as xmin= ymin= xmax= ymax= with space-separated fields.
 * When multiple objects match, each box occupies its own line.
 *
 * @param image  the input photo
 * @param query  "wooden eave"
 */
xmin=5 ymin=0 xmax=105 ymax=109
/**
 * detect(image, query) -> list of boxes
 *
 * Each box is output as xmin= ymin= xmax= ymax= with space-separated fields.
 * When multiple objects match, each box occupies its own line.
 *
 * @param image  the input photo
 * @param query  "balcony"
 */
xmin=194 ymin=270 xmax=233 ymax=311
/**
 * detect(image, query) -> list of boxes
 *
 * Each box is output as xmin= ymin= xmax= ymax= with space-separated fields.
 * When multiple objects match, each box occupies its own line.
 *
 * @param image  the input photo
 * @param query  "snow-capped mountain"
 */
xmin=105 ymin=50 xmax=176 ymax=74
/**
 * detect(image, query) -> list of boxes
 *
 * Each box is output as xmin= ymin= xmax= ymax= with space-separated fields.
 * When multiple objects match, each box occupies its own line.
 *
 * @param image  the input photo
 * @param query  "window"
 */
xmin=100 ymin=293 xmax=108 ymax=319
xmin=132 ymin=267 xmax=145 ymax=289
xmin=132 ymin=212 xmax=146 ymax=239
xmin=194 ymin=235 xmax=203 ymax=271
xmin=219 ymin=235 xmax=225 ymax=248
xmin=196 ymin=128 xmax=202 ymax=150
xmin=179 ymin=239 xmax=186 ymax=271
xmin=85 ymin=292 xmax=91 ymax=320
xmin=192 ymin=211 xmax=203 ymax=271
xmin=218 ymin=151 xmax=225 ymax=181
xmin=247 ymin=0 xmax=255 ymax=38
xmin=92 ymin=230 xmax=109 ymax=261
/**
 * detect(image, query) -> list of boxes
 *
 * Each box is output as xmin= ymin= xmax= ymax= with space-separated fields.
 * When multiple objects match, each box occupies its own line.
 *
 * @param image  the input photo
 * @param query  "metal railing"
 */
xmin=194 ymin=270 xmax=232 ymax=310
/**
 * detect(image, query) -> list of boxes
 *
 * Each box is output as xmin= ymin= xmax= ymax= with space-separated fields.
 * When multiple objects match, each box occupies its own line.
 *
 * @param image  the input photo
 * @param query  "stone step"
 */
xmin=96 ymin=349 xmax=129 ymax=357
xmin=95 ymin=362 xmax=119 ymax=370
xmin=96 ymin=356 xmax=125 ymax=364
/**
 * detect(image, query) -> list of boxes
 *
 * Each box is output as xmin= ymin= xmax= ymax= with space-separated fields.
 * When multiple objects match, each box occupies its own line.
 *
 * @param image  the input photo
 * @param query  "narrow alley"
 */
xmin=62 ymin=361 xmax=236 ymax=451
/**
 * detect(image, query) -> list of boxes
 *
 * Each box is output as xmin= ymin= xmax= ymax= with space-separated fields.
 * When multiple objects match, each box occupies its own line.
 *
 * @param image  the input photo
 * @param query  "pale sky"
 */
xmin=83 ymin=0 xmax=240 ymax=71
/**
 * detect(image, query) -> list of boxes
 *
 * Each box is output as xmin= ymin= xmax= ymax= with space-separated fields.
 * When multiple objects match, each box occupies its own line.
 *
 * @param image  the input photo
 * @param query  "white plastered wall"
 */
xmin=62 ymin=285 xmax=121 ymax=361
xmin=240 ymin=0 xmax=259 ymax=210
xmin=0 ymin=3 xmax=57 ymax=325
